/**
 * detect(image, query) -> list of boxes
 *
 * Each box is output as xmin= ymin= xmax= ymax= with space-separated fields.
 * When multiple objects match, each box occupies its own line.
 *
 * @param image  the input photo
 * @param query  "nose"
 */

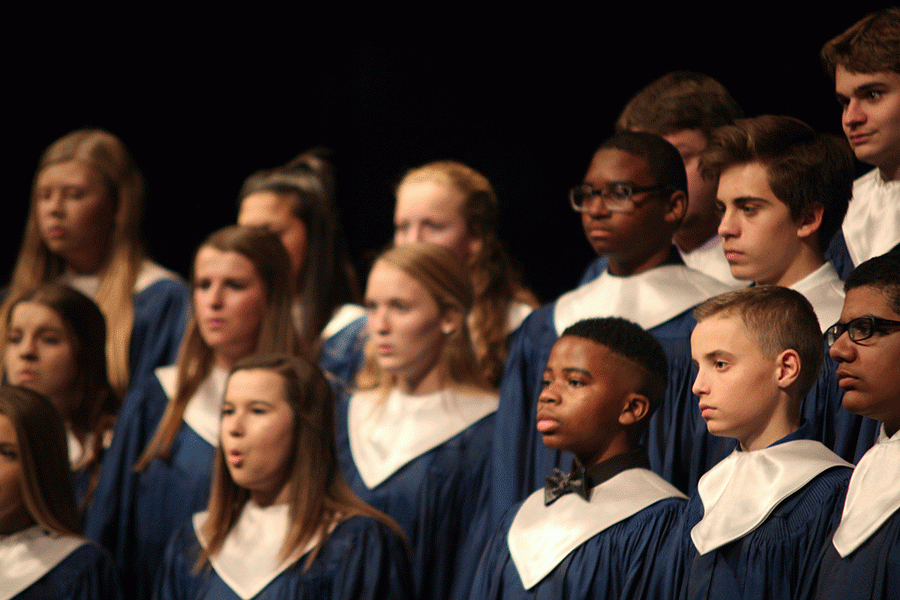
xmin=224 ymin=409 xmax=245 ymax=437
xmin=538 ymin=379 xmax=560 ymax=405
xmin=828 ymin=330 xmax=855 ymax=364
xmin=18 ymin=336 xmax=37 ymax=359
xmin=582 ymin=194 xmax=612 ymax=219
xmin=368 ymin=306 xmax=389 ymax=335
xmin=691 ymin=367 xmax=707 ymax=398
xmin=718 ymin=207 xmax=738 ymax=239
xmin=207 ymin=283 xmax=225 ymax=309
xmin=843 ymin=98 xmax=867 ymax=130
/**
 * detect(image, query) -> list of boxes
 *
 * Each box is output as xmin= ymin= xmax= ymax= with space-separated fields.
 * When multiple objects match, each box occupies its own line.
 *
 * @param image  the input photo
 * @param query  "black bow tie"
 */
xmin=544 ymin=467 xmax=589 ymax=505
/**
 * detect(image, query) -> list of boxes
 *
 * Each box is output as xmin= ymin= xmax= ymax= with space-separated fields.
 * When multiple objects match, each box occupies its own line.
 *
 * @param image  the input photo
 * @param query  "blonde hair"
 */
xmin=135 ymin=226 xmax=302 ymax=470
xmin=199 ymin=354 xmax=407 ymax=571
xmin=396 ymin=161 xmax=537 ymax=385
xmin=3 ymin=129 xmax=146 ymax=398
xmin=0 ymin=385 xmax=80 ymax=536
xmin=357 ymin=243 xmax=487 ymax=393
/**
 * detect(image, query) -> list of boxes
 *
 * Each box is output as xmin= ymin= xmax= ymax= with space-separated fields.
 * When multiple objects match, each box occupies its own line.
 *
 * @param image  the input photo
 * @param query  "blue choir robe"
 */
xmin=810 ymin=425 xmax=900 ymax=600
xmin=154 ymin=503 xmax=414 ymax=600
xmin=84 ymin=365 xmax=227 ymax=600
xmin=825 ymin=168 xmax=900 ymax=280
xmin=666 ymin=427 xmax=853 ymax=600
xmin=61 ymin=261 xmax=190 ymax=390
xmin=471 ymin=468 xmax=686 ymax=600
xmin=336 ymin=385 xmax=498 ymax=600
xmin=2 ymin=526 xmax=121 ymax=600
xmin=490 ymin=261 xmax=736 ymax=527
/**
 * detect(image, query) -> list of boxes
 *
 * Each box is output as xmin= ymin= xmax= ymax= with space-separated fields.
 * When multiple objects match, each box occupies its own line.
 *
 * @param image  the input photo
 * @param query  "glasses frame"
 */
xmin=825 ymin=315 xmax=900 ymax=347
xmin=568 ymin=183 xmax=670 ymax=213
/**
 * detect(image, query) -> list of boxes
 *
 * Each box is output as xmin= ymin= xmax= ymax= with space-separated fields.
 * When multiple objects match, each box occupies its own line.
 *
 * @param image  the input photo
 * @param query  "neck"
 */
xmin=769 ymin=249 xmax=824 ymax=288
xmin=396 ymin=363 xmax=449 ymax=396
xmin=879 ymin=160 xmax=900 ymax=182
xmin=673 ymin=215 xmax=719 ymax=253
xmin=739 ymin=411 xmax=799 ymax=452
xmin=606 ymin=245 xmax=673 ymax=277
xmin=579 ymin=433 xmax=632 ymax=469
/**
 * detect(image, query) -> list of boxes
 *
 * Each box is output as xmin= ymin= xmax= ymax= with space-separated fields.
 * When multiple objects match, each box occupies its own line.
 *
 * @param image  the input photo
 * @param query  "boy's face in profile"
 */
xmin=716 ymin=161 xmax=813 ymax=286
xmin=835 ymin=66 xmax=900 ymax=177
xmin=829 ymin=285 xmax=900 ymax=436
xmin=537 ymin=336 xmax=638 ymax=467
xmin=691 ymin=313 xmax=786 ymax=450
xmin=580 ymin=148 xmax=674 ymax=273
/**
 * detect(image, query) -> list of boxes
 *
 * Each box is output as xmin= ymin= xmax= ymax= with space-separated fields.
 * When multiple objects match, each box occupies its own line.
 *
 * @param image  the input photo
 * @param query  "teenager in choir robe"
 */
xmin=322 ymin=160 xmax=537 ymax=388
xmin=2 ymin=129 xmax=190 ymax=398
xmin=0 ymin=385 xmax=120 ymax=600
xmin=470 ymin=317 xmax=686 ymax=600
xmin=153 ymin=354 xmax=413 ymax=600
xmin=581 ymin=71 xmax=744 ymax=287
xmin=335 ymin=242 xmax=498 ymax=600
xmin=666 ymin=286 xmax=852 ymax=600
xmin=700 ymin=114 xmax=877 ymax=462
xmin=237 ymin=154 xmax=362 ymax=351
xmin=821 ymin=8 xmax=900 ymax=279
xmin=491 ymin=131 xmax=735 ymax=528
xmin=84 ymin=226 xmax=302 ymax=600
xmin=3 ymin=284 xmax=117 ymax=514
xmin=811 ymin=253 xmax=900 ymax=599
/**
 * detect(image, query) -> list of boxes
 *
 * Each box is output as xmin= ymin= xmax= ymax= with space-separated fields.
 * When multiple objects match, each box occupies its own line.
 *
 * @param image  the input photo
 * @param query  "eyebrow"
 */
xmin=544 ymin=367 xmax=593 ymax=377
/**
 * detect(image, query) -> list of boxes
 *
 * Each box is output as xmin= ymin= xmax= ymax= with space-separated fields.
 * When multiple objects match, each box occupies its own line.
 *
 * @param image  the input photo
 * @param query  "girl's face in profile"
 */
xmin=0 ymin=414 xmax=30 ymax=535
xmin=220 ymin=368 xmax=295 ymax=506
xmin=4 ymin=302 xmax=78 ymax=421
xmin=34 ymin=160 xmax=116 ymax=274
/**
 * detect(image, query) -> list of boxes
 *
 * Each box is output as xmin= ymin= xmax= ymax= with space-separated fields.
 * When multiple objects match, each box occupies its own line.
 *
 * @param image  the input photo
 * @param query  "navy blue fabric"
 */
xmin=13 ymin=542 xmax=122 ymax=600
xmin=129 ymin=279 xmax=190 ymax=389
xmin=578 ymin=255 xmax=608 ymax=286
xmin=154 ymin=515 xmax=414 ymax=600
xmin=318 ymin=315 xmax=367 ymax=389
xmin=470 ymin=494 xmax=685 ymax=600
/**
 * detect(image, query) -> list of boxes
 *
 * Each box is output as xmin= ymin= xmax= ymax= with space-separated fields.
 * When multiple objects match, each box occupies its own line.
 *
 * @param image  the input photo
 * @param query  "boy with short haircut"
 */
xmin=582 ymin=71 xmax=744 ymax=286
xmin=811 ymin=253 xmax=900 ymax=599
xmin=669 ymin=286 xmax=852 ymax=600
xmin=471 ymin=317 xmax=686 ymax=599
xmin=490 ymin=132 xmax=734 ymax=526
xmin=821 ymin=8 xmax=900 ymax=279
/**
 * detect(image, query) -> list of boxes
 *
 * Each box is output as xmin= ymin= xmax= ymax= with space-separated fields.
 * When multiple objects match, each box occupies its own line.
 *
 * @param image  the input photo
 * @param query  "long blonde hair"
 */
xmin=356 ymin=243 xmax=488 ymax=393
xmin=199 ymin=354 xmax=407 ymax=571
xmin=3 ymin=129 xmax=146 ymax=398
xmin=396 ymin=161 xmax=537 ymax=385
xmin=135 ymin=226 xmax=302 ymax=471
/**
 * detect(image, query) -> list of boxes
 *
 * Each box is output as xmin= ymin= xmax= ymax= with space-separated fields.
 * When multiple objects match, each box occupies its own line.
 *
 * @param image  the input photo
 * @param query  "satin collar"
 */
xmin=678 ymin=235 xmax=744 ymax=287
xmin=321 ymin=303 xmax=366 ymax=338
xmin=843 ymin=168 xmax=900 ymax=266
xmin=60 ymin=259 xmax=181 ymax=297
xmin=195 ymin=503 xmax=320 ymax=600
xmin=789 ymin=262 xmax=844 ymax=333
xmin=691 ymin=439 xmax=850 ymax=555
xmin=348 ymin=386 xmax=498 ymax=488
xmin=553 ymin=263 xmax=734 ymax=334
xmin=0 ymin=525 xmax=85 ymax=600
xmin=509 ymin=468 xmax=684 ymax=590
xmin=832 ymin=425 xmax=900 ymax=557
xmin=156 ymin=364 xmax=229 ymax=447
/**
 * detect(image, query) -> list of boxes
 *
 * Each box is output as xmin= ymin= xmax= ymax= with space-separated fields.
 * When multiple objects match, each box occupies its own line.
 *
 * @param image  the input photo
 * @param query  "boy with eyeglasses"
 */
xmin=821 ymin=8 xmax=900 ymax=280
xmin=489 ymin=131 xmax=734 ymax=529
xmin=810 ymin=253 xmax=900 ymax=600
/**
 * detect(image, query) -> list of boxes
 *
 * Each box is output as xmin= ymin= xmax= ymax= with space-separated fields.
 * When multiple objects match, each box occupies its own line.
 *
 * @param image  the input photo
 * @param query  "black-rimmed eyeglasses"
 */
xmin=569 ymin=183 xmax=670 ymax=213
xmin=825 ymin=316 xmax=900 ymax=347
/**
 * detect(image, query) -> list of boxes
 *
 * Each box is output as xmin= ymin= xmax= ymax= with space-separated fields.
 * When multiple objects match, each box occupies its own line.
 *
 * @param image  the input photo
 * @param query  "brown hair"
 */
xmin=198 ymin=354 xmax=407 ymax=570
xmin=396 ymin=161 xmax=537 ymax=386
xmin=615 ymin=71 xmax=743 ymax=138
xmin=3 ymin=129 xmax=147 ymax=398
xmin=357 ymin=243 xmax=489 ymax=393
xmin=821 ymin=8 xmax=900 ymax=80
xmin=5 ymin=284 xmax=118 ymax=512
xmin=135 ymin=226 xmax=302 ymax=470
xmin=693 ymin=286 xmax=825 ymax=401
xmin=700 ymin=115 xmax=854 ymax=254
xmin=0 ymin=385 xmax=80 ymax=536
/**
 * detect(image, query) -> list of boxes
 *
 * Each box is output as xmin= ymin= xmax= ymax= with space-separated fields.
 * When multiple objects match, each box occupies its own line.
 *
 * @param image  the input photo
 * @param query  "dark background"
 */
xmin=5 ymin=8 xmax=889 ymax=303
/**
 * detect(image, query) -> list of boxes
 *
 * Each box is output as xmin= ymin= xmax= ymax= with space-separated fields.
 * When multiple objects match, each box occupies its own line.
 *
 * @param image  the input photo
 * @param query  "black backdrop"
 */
xmin=5 ymin=7 xmax=889 ymax=303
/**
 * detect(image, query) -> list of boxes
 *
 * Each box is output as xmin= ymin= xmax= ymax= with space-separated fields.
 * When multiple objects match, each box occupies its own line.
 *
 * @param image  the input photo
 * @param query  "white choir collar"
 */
xmin=553 ymin=263 xmax=734 ymax=334
xmin=321 ymin=303 xmax=366 ymax=338
xmin=832 ymin=425 xmax=900 ymax=557
xmin=789 ymin=262 xmax=845 ymax=333
xmin=348 ymin=385 xmax=498 ymax=488
xmin=59 ymin=259 xmax=181 ymax=298
xmin=194 ymin=502 xmax=320 ymax=600
xmin=691 ymin=440 xmax=851 ymax=555
xmin=508 ymin=468 xmax=685 ymax=590
xmin=156 ymin=364 xmax=229 ymax=447
xmin=843 ymin=168 xmax=900 ymax=266
xmin=0 ymin=525 xmax=86 ymax=600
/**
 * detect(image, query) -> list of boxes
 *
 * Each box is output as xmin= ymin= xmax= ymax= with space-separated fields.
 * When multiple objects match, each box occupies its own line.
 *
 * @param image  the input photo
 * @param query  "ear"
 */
xmin=795 ymin=203 xmax=824 ymax=240
xmin=440 ymin=305 xmax=465 ymax=336
xmin=663 ymin=189 xmax=688 ymax=227
xmin=774 ymin=349 xmax=801 ymax=390
xmin=618 ymin=392 xmax=650 ymax=427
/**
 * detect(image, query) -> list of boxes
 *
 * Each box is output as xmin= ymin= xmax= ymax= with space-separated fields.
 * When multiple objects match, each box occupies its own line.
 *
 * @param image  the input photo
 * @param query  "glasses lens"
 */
xmin=849 ymin=318 xmax=874 ymax=342
xmin=569 ymin=186 xmax=589 ymax=211
xmin=825 ymin=325 xmax=840 ymax=346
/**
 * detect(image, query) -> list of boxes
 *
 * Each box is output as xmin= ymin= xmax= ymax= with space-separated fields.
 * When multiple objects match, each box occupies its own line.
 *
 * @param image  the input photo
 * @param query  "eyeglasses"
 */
xmin=569 ymin=183 xmax=669 ymax=213
xmin=825 ymin=316 xmax=900 ymax=346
